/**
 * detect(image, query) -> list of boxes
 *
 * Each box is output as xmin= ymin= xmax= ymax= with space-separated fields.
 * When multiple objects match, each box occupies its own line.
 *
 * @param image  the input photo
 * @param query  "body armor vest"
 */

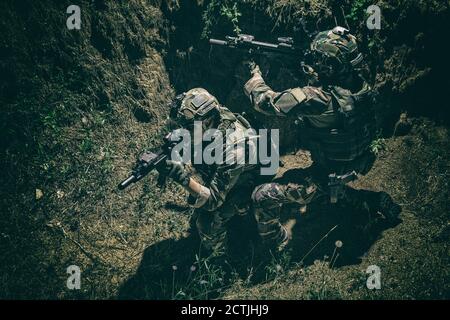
xmin=301 ymin=83 xmax=376 ymax=170
xmin=194 ymin=109 xmax=258 ymax=182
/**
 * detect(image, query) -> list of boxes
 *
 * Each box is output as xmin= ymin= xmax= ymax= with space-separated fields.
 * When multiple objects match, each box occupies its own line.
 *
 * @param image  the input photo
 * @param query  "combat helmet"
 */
xmin=169 ymin=88 xmax=220 ymax=128
xmin=308 ymin=26 xmax=364 ymax=80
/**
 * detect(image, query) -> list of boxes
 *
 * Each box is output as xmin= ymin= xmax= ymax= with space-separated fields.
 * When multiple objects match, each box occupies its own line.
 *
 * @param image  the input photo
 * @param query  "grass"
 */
xmin=1 ymin=0 xmax=448 ymax=300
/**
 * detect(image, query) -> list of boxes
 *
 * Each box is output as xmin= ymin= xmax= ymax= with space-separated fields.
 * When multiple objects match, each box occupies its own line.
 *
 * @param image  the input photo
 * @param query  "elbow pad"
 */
xmin=192 ymin=185 xmax=211 ymax=209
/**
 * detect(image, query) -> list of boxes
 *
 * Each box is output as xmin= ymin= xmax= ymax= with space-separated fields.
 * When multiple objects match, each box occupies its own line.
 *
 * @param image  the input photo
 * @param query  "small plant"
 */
xmin=370 ymin=137 xmax=386 ymax=155
xmin=265 ymin=250 xmax=291 ymax=282
xmin=346 ymin=0 xmax=373 ymax=26
xmin=79 ymin=137 xmax=94 ymax=154
xmin=201 ymin=0 xmax=242 ymax=39
xmin=220 ymin=3 xmax=242 ymax=35
xmin=171 ymin=254 xmax=227 ymax=300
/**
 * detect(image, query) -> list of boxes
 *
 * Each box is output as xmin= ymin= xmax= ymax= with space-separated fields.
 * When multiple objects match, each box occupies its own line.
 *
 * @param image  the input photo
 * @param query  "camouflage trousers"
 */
xmin=251 ymin=180 xmax=400 ymax=247
xmin=193 ymin=153 xmax=400 ymax=256
xmin=193 ymin=183 xmax=258 ymax=258
xmin=251 ymin=180 xmax=319 ymax=246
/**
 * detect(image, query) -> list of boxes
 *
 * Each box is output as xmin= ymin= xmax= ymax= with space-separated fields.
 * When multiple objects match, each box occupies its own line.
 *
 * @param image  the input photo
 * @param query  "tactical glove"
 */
xmin=243 ymin=60 xmax=261 ymax=76
xmin=161 ymin=160 xmax=191 ymax=187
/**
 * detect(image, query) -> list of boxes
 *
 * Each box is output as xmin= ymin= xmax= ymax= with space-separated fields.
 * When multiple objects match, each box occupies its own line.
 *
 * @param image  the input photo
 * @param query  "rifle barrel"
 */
xmin=209 ymin=39 xmax=227 ymax=46
xmin=118 ymin=175 xmax=136 ymax=190
xmin=209 ymin=36 xmax=299 ymax=57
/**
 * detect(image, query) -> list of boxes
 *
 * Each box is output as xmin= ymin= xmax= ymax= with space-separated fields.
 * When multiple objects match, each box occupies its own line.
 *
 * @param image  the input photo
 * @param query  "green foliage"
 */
xmin=201 ymin=0 xmax=242 ymax=39
xmin=79 ymin=137 xmax=94 ymax=154
xmin=43 ymin=109 xmax=59 ymax=131
xmin=370 ymin=137 xmax=386 ymax=155
xmin=346 ymin=0 xmax=373 ymax=26
xmin=265 ymin=250 xmax=291 ymax=282
xmin=201 ymin=1 xmax=220 ymax=39
xmin=220 ymin=3 xmax=242 ymax=35
xmin=305 ymin=286 xmax=342 ymax=300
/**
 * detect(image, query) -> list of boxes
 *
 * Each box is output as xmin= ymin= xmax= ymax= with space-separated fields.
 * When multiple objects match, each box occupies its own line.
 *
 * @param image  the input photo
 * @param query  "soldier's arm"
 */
xmin=244 ymin=66 xmax=330 ymax=116
xmin=190 ymin=162 xmax=245 ymax=212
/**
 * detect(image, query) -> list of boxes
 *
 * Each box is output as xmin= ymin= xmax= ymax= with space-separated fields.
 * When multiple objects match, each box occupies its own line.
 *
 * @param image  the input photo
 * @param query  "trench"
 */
xmin=161 ymin=1 xmax=311 ymax=151
xmin=1 ymin=0 xmax=448 ymax=300
xmin=118 ymin=2 xmax=405 ymax=299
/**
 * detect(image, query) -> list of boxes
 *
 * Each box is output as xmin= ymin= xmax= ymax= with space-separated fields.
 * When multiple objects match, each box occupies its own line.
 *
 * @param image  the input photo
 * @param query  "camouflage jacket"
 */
xmin=244 ymin=71 xmax=342 ymax=127
xmin=190 ymin=107 xmax=258 ymax=212
xmin=244 ymin=70 xmax=376 ymax=166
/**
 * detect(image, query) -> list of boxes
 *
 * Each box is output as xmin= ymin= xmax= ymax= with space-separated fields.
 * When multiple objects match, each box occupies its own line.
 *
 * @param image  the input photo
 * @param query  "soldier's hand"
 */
xmin=162 ymin=160 xmax=191 ymax=187
xmin=243 ymin=60 xmax=261 ymax=77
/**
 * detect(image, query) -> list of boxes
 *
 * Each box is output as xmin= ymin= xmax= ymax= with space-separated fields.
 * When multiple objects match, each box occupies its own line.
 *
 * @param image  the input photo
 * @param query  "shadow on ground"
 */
xmin=118 ymin=168 xmax=401 ymax=299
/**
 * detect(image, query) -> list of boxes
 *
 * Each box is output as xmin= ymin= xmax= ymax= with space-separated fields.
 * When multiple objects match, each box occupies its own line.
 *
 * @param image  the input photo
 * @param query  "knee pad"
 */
xmin=251 ymin=183 xmax=284 ymax=206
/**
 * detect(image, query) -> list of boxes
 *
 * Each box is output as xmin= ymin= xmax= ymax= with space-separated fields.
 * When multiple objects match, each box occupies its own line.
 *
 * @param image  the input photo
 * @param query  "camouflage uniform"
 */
xmin=190 ymin=107 xmax=261 ymax=256
xmin=251 ymin=180 xmax=317 ymax=246
xmin=244 ymin=28 xmax=399 ymax=248
xmin=171 ymin=88 xmax=262 ymax=257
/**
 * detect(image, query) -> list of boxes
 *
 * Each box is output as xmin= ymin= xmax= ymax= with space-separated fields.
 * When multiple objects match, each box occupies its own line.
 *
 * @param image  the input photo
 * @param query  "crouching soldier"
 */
xmin=245 ymin=27 xmax=401 ymax=250
xmin=160 ymin=88 xmax=264 ymax=258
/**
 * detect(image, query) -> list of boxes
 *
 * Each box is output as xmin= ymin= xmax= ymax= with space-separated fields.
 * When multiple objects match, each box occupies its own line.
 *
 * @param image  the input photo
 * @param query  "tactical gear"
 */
xmin=300 ymin=83 xmax=376 ymax=166
xmin=309 ymin=26 xmax=363 ymax=80
xmin=171 ymin=88 xmax=220 ymax=127
xmin=243 ymin=28 xmax=401 ymax=246
xmin=251 ymin=181 xmax=316 ymax=247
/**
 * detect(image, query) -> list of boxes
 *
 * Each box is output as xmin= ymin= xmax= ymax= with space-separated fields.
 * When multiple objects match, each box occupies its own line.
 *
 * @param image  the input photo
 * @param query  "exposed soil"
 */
xmin=0 ymin=0 xmax=448 ymax=299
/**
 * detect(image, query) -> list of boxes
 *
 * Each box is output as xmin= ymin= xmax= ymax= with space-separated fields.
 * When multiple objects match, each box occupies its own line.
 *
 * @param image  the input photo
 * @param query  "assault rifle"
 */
xmin=209 ymin=34 xmax=302 ymax=58
xmin=118 ymin=132 xmax=182 ymax=190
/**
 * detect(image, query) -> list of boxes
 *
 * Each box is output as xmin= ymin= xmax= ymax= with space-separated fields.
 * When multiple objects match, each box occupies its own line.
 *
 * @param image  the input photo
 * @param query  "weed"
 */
xmin=370 ymin=137 xmax=386 ymax=155
xmin=346 ymin=0 xmax=373 ymax=26
xmin=79 ymin=137 xmax=94 ymax=154
xmin=171 ymin=254 xmax=227 ymax=300
xmin=43 ymin=109 xmax=59 ymax=131
xmin=201 ymin=0 xmax=242 ymax=38
xmin=305 ymin=286 xmax=342 ymax=300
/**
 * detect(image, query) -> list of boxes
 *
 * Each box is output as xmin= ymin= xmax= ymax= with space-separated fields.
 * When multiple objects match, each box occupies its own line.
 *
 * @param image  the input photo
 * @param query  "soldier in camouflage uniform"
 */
xmin=244 ymin=27 xmax=401 ymax=250
xmin=161 ymin=88 xmax=267 ymax=257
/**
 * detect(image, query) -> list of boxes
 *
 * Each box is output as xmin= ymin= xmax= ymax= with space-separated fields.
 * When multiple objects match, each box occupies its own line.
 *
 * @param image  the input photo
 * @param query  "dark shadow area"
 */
xmin=117 ymin=212 xmax=261 ymax=300
xmin=118 ymin=167 xmax=401 ymax=299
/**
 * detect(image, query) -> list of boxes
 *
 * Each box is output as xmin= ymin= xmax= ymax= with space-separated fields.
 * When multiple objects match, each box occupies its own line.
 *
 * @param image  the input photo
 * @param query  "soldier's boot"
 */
xmin=343 ymin=188 xmax=401 ymax=224
xmin=375 ymin=192 xmax=402 ymax=223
